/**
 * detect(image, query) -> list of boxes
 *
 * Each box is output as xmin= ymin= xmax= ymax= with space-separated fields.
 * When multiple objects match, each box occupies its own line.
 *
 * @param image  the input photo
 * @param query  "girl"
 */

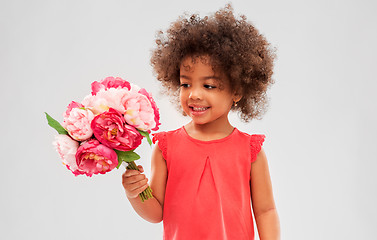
xmin=122 ymin=4 xmax=280 ymax=240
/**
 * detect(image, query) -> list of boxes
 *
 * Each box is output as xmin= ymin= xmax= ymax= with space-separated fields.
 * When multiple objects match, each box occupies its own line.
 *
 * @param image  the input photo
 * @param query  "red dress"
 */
xmin=152 ymin=127 xmax=265 ymax=240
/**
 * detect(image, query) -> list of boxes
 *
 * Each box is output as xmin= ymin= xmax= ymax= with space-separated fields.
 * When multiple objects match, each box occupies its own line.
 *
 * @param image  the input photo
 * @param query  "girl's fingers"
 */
xmin=128 ymin=178 xmax=148 ymax=191
xmin=121 ymin=165 xmax=144 ymax=178
xmin=135 ymin=183 xmax=149 ymax=194
xmin=123 ymin=173 xmax=146 ymax=184
xmin=126 ymin=180 xmax=149 ymax=198
xmin=122 ymin=168 xmax=149 ymax=199
xmin=123 ymin=169 xmax=142 ymax=177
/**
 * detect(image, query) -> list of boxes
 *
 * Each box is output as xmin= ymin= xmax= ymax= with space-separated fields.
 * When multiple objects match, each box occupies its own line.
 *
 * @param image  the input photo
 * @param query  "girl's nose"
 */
xmin=189 ymin=87 xmax=202 ymax=100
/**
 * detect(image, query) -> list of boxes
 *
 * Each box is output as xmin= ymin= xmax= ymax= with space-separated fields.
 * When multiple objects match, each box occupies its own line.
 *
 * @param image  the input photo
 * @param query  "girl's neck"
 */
xmin=184 ymin=119 xmax=234 ymax=141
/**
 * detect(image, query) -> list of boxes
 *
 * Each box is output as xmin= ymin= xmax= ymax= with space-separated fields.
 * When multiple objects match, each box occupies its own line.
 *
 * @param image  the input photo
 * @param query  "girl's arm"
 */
xmin=250 ymin=148 xmax=280 ymax=240
xmin=122 ymin=144 xmax=168 ymax=223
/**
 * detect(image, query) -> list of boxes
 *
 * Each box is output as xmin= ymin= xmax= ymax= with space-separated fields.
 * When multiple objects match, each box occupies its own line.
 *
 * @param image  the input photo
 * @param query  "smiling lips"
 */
xmin=191 ymin=106 xmax=209 ymax=111
xmin=189 ymin=105 xmax=210 ymax=115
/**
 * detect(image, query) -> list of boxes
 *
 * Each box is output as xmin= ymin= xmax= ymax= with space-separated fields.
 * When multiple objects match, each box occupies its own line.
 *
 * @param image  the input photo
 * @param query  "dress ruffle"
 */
xmin=250 ymin=134 xmax=265 ymax=163
xmin=152 ymin=132 xmax=167 ymax=160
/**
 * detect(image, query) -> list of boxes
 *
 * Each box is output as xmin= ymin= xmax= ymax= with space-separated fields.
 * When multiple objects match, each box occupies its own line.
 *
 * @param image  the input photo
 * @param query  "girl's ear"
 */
xmin=232 ymin=95 xmax=242 ymax=107
xmin=233 ymin=92 xmax=242 ymax=103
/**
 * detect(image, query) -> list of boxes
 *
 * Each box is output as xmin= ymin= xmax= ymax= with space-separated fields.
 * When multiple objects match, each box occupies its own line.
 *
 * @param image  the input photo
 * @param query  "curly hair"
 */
xmin=150 ymin=4 xmax=276 ymax=121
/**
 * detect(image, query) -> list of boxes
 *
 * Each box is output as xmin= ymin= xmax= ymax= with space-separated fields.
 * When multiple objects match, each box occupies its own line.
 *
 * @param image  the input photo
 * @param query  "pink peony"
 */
xmin=91 ymin=76 xmax=131 ymax=96
xmin=81 ymin=88 xmax=129 ymax=115
xmin=64 ymin=101 xmax=84 ymax=118
xmin=75 ymin=139 xmax=118 ymax=176
xmin=53 ymin=135 xmax=85 ymax=176
xmin=138 ymin=88 xmax=160 ymax=131
xmin=122 ymin=91 xmax=157 ymax=131
xmin=91 ymin=108 xmax=142 ymax=151
xmin=62 ymin=103 xmax=94 ymax=141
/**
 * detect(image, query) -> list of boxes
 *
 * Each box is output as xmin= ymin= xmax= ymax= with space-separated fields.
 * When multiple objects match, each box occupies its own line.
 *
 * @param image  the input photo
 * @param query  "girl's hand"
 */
xmin=122 ymin=165 xmax=149 ymax=199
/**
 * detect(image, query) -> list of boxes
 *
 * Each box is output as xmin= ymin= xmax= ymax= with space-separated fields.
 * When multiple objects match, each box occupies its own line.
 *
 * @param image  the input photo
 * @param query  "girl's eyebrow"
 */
xmin=179 ymin=75 xmax=220 ymax=81
xmin=179 ymin=74 xmax=191 ymax=80
xmin=202 ymin=76 xmax=220 ymax=81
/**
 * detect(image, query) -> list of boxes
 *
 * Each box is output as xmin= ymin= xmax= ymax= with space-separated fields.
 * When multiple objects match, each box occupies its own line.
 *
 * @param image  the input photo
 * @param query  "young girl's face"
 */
xmin=179 ymin=55 xmax=239 ymax=126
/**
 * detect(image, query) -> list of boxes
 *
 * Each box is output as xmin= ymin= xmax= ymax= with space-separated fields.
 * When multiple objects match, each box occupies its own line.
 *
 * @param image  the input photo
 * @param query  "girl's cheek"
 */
xmin=179 ymin=92 xmax=186 ymax=110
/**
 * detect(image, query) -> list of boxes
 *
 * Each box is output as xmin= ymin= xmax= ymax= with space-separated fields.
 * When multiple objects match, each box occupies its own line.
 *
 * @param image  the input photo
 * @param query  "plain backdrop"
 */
xmin=1 ymin=0 xmax=376 ymax=239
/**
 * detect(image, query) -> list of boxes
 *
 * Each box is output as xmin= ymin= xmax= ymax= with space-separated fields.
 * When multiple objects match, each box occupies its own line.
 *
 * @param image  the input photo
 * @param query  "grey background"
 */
xmin=1 ymin=0 xmax=376 ymax=239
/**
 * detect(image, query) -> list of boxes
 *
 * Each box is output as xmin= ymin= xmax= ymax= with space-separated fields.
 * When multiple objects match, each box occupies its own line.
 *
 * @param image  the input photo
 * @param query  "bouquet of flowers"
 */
xmin=45 ymin=76 xmax=160 ymax=202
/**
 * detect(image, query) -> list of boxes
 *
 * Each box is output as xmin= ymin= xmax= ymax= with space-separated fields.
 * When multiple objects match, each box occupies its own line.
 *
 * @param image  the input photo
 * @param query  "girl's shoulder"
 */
xmin=235 ymin=128 xmax=266 ymax=141
xmin=236 ymin=129 xmax=266 ymax=162
xmin=153 ymin=127 xmax=265 ymax=142
xmin=151 ymin=127 xmax=185 ymax=161
xmin=152 ymin=127 xmax=183 ymax=140
xmin=152 ymin=127 xmax=183 ymax=146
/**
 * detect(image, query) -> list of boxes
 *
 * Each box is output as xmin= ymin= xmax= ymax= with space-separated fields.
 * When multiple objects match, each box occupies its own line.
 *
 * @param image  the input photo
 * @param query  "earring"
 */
xmin=233 ymin=101 xmax=238 ymax=107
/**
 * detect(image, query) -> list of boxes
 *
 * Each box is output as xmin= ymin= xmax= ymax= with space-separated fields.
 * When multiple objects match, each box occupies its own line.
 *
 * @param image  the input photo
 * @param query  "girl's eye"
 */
xmin=180 ymin=83 xmax=190 ymax=88
xmin=204 ymin=85 xmax=216 ymax=89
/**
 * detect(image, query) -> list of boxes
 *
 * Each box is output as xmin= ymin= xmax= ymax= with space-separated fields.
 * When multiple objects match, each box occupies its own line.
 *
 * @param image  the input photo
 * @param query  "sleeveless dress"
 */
xmin=152 ymin=127 xmax=265 ymax=240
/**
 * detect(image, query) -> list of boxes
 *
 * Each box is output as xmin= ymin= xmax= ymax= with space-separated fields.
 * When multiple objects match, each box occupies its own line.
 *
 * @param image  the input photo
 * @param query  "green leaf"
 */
xmin=45 ymin=112 xmax=68 ymax=135
xmin=116 ymin=157 xmax=123 ymax=169
xmin=115 ymin=150 xmax=141 ymax=168
xmin=138 ymin=130 xmax=152 ymax=146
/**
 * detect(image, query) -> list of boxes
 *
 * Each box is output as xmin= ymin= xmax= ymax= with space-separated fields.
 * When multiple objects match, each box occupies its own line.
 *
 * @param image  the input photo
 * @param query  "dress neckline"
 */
xmin=181 ymin=126 xmax=238 ymax=144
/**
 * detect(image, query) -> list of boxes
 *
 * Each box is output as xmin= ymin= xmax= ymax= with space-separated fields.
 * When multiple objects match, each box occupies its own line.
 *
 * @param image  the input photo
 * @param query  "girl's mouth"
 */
xmin=189 ymin=106 xmax=210 ymax=116
xmin=191 ymin=106 xmax=210 ymax=111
